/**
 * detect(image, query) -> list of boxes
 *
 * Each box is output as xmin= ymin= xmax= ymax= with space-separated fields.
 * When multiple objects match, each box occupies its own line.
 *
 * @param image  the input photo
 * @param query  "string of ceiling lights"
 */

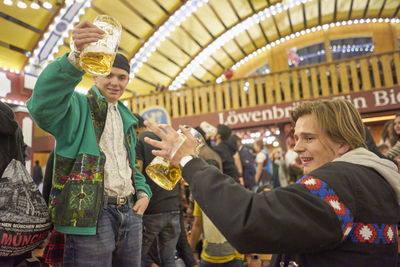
xmin=3 ymin=0 xmax=54 ymax=9
xmin=214 ymin=17 xmax=400 ymax=84
xmin=2 ymin=0 xmax=84 ymax=9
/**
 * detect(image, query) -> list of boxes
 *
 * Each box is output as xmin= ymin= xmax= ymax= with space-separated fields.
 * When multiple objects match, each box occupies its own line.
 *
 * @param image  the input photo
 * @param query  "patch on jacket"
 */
xmin=50 ymin=153 xmax=105 ymax=227
xmin=297 ymin=175 xmax=353 ymax=241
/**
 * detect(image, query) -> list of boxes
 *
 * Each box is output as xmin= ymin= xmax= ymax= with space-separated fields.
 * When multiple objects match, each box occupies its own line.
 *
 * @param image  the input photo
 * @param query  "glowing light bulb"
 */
xmin=30 ymin=1 xmax=39 ymax=9
xmin=17 ymin=0 xmax=27 ymax=8
xmin=43 ymin=1 xmax=52 ymax=9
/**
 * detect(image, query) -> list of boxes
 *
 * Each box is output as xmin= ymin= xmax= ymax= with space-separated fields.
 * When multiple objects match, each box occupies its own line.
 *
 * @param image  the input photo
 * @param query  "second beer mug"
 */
xmin=79 ymin=15 xmax=122 ymax=76
xmin=146 ymin=127 xmax=205 ymax=191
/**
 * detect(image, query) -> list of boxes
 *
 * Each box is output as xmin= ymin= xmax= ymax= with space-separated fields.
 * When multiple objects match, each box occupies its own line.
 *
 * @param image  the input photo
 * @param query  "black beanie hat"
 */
xmin=112 ymin=53 xmax=130 ymax=74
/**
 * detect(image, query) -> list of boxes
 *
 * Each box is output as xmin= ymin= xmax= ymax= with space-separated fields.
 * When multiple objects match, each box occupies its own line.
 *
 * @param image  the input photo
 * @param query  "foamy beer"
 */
xmin=146 ymin=127 xmax=205 ymax=191
xmin=79 ymin=15 xmax=122 ymax=76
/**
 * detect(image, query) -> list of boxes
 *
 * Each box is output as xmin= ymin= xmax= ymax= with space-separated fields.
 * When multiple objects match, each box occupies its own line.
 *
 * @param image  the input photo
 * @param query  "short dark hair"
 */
xmin=133 ymin=113 xmax=145 ymax=129
xmin=229 ymin=134 xmax=240 ymax=144
xmin=194 ymin=126 xmax=206 ymax=140
xmin=217 ymin=124 xmax=232 ymax=141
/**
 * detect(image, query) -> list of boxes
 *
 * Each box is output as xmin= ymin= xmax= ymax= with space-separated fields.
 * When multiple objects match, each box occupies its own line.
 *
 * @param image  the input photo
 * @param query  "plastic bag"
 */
xmin=0 ymin=159 xmax=51 ymax=256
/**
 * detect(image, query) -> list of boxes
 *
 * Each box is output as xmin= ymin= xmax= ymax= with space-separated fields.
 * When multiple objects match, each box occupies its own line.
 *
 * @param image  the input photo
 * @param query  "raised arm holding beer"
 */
xmin=27 ymin=18 xmax=152 ymax=267
xmin=143 ymin=99 xmax=400 ymax=267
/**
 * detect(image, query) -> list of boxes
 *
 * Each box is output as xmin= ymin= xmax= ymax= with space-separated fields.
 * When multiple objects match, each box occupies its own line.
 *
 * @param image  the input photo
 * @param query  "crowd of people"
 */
xmin=1 ymin=18 xmax=399 ymax=267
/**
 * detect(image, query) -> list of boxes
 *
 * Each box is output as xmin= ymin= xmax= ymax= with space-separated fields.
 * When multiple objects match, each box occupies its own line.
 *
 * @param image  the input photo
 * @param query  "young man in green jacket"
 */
xmin=27 ymin=20 xmax=151 ymax=267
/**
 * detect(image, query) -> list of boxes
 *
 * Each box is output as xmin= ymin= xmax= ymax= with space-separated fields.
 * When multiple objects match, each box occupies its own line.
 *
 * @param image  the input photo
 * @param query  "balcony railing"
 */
xmin=126 ymin=50 xmax=400 ymax=117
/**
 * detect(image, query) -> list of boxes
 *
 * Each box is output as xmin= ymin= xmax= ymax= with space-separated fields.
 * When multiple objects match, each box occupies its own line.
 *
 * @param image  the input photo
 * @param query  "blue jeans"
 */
xmin=141 ymin=211 xmax=181 ymax=267
xmin=63 ymin=203 xmax=143 ymax=267
xmin=200 ymin=259 xmax=244 ymax=267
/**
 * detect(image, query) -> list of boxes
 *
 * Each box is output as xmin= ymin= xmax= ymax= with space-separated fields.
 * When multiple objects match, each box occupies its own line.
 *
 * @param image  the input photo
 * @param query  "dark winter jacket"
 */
xmin=0 ymin=102 xmax=25 ymax=177
xmin=183 ymin=148 xmax=400 ymax=267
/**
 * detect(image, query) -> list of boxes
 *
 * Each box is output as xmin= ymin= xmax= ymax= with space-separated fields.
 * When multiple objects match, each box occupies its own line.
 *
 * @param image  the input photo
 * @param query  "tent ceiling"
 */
xmin=0 ymin=0 xmax=399 ymax=96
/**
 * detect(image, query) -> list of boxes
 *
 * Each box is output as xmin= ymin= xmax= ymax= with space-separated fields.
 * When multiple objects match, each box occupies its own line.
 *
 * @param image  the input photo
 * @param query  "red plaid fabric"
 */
xmin=43 ymin=228 xmax=65 ymax=264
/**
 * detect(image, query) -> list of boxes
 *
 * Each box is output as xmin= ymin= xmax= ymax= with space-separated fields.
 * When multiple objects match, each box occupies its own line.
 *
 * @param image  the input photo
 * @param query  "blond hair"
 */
xmin=291 ymin=99 xmax=366 ymax=150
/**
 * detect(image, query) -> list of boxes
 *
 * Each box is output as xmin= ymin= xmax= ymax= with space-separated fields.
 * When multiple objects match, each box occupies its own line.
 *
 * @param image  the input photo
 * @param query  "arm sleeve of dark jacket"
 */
xmin=0 ymin=102 xmax=18 ymax=135
xmin=0 ymin=102 xmax=25 ymax=176
xmin=43 ymin=150 xmax=55 ymax=206
xmin=182 ymin=158 xmax=343 ymax=254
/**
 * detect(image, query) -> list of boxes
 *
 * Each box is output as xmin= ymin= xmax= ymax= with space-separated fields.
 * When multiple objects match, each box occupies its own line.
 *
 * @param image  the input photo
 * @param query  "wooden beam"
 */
xmin=363 ymin=0 xmax=371 ymax=18
xmin=378 ymin=0 xmax=388 ymax=17
xmin=348 ymin=0 xmax=354 ymax=20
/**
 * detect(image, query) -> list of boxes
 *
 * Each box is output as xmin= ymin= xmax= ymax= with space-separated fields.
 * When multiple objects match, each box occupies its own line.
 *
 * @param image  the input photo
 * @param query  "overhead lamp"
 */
xmin=30 ymin=0 xmax=40 ymax=9
xmin=17 ymin=0 xmax=27 ymax=8
xmin=3 ymin=0 xmax=13 ymax=5
xmin=43 ymin=0 xmax=52 ymax=9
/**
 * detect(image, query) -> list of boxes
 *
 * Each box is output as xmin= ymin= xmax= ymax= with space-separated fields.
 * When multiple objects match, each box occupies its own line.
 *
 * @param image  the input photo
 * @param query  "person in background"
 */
xmin=33 ymin=160 xmax=43 ymax=186
xmin=42 ymin=151 xmax=54 ymax=206
xmin=133 ymin=113 xmax=147 ymax=137
xmin=135 ymin=120 xmax=181 ymax=267
xmin=253 ymin=138 xmax=272 ymax=190
xmin=175 ymin=213 xmax=198 ymax=267
xmin=378 ymin=144 xmax=390 ymax=154
xmin=384 ymin=113 xmax=400 ymax=161
xmin=189 ymin=159 xmax=244 ymax=267
xmin=270 ymin=147 xmax=288 ymax=188
xmin=363 ymin=124 xmax=398 ymax=167
xmin=380 ymin=119 xmax=396 ymax=148
xmin=195 ymin=126 xmax=222 ymax=171
xmin=230 ymin=135 xmax=256 ymax=190
xmin=213 ymin=124 xmax=241 ymax=183
xmin=145 ymin=214 xmax=197 ymax=267
xmin=0 ymin=102 xmax=25 ymax=179
xmin=27 ymin=20 xmax=151 ymax=267
xmin=286 ymin=165 xmax=304 ymax=184
xmin=144 ymin=98 xmax=400 ymax=267
xmin=0 ymin=102 xmax=32 ymax=267
xmin=284 ymin=137 xmax=299 ymax=167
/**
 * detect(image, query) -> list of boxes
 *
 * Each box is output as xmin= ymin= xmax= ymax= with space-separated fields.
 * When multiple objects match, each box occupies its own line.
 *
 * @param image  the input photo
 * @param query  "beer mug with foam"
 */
xmin=78 ymin=15 xmax=122 ymax=76
xmin=146 ymin=127 xmax=205 ymax=191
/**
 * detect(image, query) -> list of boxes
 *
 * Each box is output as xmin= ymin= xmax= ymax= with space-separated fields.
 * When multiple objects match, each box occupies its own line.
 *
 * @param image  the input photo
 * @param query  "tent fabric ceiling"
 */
xmin=0 ymin=0 xmax=399 ymax=96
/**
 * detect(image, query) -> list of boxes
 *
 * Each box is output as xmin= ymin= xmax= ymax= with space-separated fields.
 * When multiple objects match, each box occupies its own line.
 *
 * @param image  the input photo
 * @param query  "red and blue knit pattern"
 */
xmin=297 ymin=175 xmax=354 ymax=241
xmin=297 ymin=175 xmax=397 ymax=245
xmin=349 ymin=223 xmax=397 ymax=244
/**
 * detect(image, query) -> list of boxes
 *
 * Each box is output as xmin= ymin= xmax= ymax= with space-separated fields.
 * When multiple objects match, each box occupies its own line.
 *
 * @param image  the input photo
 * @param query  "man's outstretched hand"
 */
xmin=143 ymin=120 xmax=197 ymax=166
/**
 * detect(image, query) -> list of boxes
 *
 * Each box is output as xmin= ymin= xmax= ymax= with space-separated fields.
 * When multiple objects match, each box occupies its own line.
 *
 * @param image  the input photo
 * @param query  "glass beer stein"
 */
xmin=78 ymin=15 xmax=122 ymax=76
xmin=146 ymin=127 xmax=205 ymax=191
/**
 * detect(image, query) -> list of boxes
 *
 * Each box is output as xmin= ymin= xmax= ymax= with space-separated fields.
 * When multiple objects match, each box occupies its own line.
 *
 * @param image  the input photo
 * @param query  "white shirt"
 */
xmin=255 ymin=151 xmax=266 ymax=164
xmin=99 ymin=103 xmax=134 ymax=197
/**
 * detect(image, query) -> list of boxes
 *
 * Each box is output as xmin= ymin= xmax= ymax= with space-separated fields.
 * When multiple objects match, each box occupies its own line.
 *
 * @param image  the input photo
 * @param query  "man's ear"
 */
xmin=337 ymin=143 xmax=350 ymax=156
xmin=93 ymin=76 xmax=99 ymax=86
